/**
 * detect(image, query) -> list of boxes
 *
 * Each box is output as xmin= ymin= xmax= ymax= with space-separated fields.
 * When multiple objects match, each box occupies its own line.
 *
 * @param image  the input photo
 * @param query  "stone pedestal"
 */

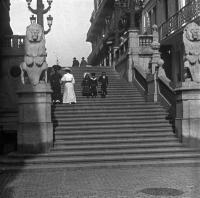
xmin=175 ymin=82 xmax=200 ymax=148
xmin=17 ymin=83 xmax=53 ymax=153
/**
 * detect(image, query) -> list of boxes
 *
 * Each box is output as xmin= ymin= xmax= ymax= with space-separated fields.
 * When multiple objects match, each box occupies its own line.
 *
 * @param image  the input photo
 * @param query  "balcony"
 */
xmin=0 ymin=35 xmax=25 ymax=56
xmin=159 ymin=0 xmax=200 ymax=41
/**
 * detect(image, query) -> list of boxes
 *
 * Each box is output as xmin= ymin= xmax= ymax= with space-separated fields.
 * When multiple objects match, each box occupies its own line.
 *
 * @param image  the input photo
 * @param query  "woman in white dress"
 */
xmin=61 ymin=67 xmax=76 ymax=104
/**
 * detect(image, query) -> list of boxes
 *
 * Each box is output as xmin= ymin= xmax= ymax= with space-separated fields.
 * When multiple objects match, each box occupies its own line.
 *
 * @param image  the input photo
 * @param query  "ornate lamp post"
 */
xmin=26 ymin=0 xmax=53 ymax=34
xmin=30 ymin=14 xmax=36 ymax=24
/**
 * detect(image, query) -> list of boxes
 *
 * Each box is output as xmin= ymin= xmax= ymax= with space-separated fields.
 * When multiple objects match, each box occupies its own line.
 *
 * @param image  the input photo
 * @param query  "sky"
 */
xmin=10 ymin=0 xmax=93 ymax=67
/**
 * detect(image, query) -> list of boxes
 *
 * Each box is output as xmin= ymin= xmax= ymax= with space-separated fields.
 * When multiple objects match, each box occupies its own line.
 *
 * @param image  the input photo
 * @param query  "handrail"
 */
xmin=158 ymin=76 xmax=176 ymax=106
xmin=158 ymin=76 xmax=174 ymax=92
xmin=159 ymin=0 xmax=200 ymax=41
xmin=134 ymin=64 xmax=148 ymax=92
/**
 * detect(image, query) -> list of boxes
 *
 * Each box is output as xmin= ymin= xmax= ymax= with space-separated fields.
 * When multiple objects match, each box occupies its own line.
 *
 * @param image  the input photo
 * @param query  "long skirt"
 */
xmin=63 ymin=83 xmax=76 ymax=104
xmin=82 ymin=85 xmax=91 ymax=96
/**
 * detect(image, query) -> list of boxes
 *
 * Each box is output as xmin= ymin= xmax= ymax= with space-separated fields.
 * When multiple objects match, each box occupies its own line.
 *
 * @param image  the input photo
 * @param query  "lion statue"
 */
xmin=183 ymin=22 xmax=200 ymax=83
xmin=20 ymin=22 xmax=48 ymax=85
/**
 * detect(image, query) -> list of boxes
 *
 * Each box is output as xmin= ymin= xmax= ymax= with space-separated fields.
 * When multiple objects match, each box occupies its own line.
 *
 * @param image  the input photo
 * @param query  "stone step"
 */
xmin=53 ymin=141 xmax=182 ymax=151
xmin=55 ymin=123 xmax=172 ymax=131
xmin=2 ymin=152 xmax=200 ymax=165
xmin=53 ymin=103 xmax=165 ymax=109
xmin=8 ymin=147 xmax=198 ymax=158
xmin=53 ymin=108 xmax=167 ymax=114
xmin=53 ymin=115 xmax=168 ymax=121
xmin=54 ymin=119 xmax=171 ymax=127
xmin=54 ymin=132 xmax=175 ymax=140
xmin=54 ymin=127 xmax=173 ymax=135
xmin=52 ymin=111 xmax=168 ymax=118
xmin=2 ymin=158 xmax=200 ymax=170
xmin=54 ymin=137 xmax=177 ymax=146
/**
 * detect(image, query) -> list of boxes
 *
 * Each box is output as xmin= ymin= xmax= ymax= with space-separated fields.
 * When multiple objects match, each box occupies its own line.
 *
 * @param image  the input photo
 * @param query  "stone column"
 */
xmin=128 ymin=29 xmax=139 ymax=82
xmin=17 ymin=83 xmax=53 ymax=153
xmin=113 ymin=46 xmax=119 ymax=70
xmin=175 ymin=83 xmax=200 ymax=147
xmin=151 ymin=25 xmax=160 ymax=74
xmin=37 ymin=0 xmax=44 ymax=27
xmin=104 ymin=57 xmax=107 ymax=67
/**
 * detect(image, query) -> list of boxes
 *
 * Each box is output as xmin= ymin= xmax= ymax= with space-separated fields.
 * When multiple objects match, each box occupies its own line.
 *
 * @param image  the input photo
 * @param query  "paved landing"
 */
xmin=0 ymin=165 xmax=200 ymax=198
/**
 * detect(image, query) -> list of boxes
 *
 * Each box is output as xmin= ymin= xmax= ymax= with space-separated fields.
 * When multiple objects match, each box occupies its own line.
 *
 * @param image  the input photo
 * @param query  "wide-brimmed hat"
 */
xmin=83 ymin=72 xmax=90 ymax=78
xmin=62 ymin=67 xmax=71 ymax=72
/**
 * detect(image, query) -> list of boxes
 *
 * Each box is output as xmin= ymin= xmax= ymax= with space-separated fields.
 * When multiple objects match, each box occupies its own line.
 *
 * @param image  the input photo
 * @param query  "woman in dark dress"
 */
xmin=90 ymin=73 xmax=98 ymax=98
xmin=81 ymin=73 xmax=91 ymax=98
xmin=50 ymin=68 xmax=62 ymax=103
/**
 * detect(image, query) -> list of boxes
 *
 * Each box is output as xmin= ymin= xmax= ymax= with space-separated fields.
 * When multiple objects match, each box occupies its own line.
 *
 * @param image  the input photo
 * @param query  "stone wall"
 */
xmin=0 ymin=56 xmax=23 ymax=109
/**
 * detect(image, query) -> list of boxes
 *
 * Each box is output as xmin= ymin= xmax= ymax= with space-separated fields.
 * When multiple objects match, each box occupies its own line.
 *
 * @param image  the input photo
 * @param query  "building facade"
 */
xmin=87 ymin=0 xmax=200 ymax=146
xmin=87 ymin=0 xmax=200 ymax=83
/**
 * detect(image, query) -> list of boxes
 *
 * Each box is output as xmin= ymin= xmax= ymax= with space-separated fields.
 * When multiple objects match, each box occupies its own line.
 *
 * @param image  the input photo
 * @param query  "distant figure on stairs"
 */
xmin=50 ymin=67 xmax=62 ymax=103
xmin=72 ymin=57 xmax=79 ymax=67
xmin=98 ymin=72 xmax=108 ymax=98
xmin=90 ymin=73 xmax=98 ymax=98
xmin=61 ymin=67 xmax=76 ymax=104
xmin=80 ymin=57 xmax=87 ymax=67
xmin=81 ymin=72 xmax=91 ymax=98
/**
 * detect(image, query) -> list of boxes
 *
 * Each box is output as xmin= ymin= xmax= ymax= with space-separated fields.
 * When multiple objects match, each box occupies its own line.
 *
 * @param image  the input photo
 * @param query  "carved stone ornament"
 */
xmin=157 ymin=58 xmax=171 ymax=83
xmin=151 ymin=24 xmax=160 ymax=50
xmin=20 ymin=23 xmax=47 ymax=85
xmin=183 ymin=22 xmax=200 ymax=83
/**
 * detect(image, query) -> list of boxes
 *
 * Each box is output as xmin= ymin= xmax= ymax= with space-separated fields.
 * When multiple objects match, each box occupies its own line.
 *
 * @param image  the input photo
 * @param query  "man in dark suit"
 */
xmin=72 ymin=57 xmax=79 ymax=67
xmin=98 ymin=72 xmax=108 ymax=98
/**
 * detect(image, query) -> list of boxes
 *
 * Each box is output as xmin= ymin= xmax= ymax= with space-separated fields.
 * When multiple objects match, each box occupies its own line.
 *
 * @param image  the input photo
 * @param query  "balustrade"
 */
xmin=0 ymin=35 xmax=25 ymax=49
xmin=139 ymin=35 xmax=153 ymax=46
xmin=159 ymin=0 xmax=200 ymax=41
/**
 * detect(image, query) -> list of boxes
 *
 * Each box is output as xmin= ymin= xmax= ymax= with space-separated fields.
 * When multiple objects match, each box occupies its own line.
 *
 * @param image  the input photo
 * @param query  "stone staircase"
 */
xmin=1 ymin=66 xmax=200 ymax=169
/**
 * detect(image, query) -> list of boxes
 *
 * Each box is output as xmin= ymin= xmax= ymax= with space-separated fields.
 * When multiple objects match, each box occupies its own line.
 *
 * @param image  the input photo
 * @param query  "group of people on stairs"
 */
xmin=72 ymin=57 xmax=87 ymax=67
xmin=81 ymin=72 xmax=108 ymax=98
xmin=50 ymin=67 xmax=109 ymax=104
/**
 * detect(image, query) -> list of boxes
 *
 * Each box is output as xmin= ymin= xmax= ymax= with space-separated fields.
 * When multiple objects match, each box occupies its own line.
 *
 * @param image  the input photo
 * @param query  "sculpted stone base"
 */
xmin=17 ymin=83 xmax=53 ymax=153
xmin=18 ymin=123 xmax=53 ymax=153
xmin=175 ymin=86 xmax=200 ymax=148
xmin=176 ymin=118 xmax=200 ymax=148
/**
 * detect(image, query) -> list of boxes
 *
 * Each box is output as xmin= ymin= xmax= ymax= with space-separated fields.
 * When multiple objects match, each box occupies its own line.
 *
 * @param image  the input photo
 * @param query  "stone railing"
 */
xmin=0 ymin=35 xmax=25 ymax=49
xmin=159 ymin=0 xmax=200 ymax=41
xmin=139 ymin=35 xmax=153 ymax=47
